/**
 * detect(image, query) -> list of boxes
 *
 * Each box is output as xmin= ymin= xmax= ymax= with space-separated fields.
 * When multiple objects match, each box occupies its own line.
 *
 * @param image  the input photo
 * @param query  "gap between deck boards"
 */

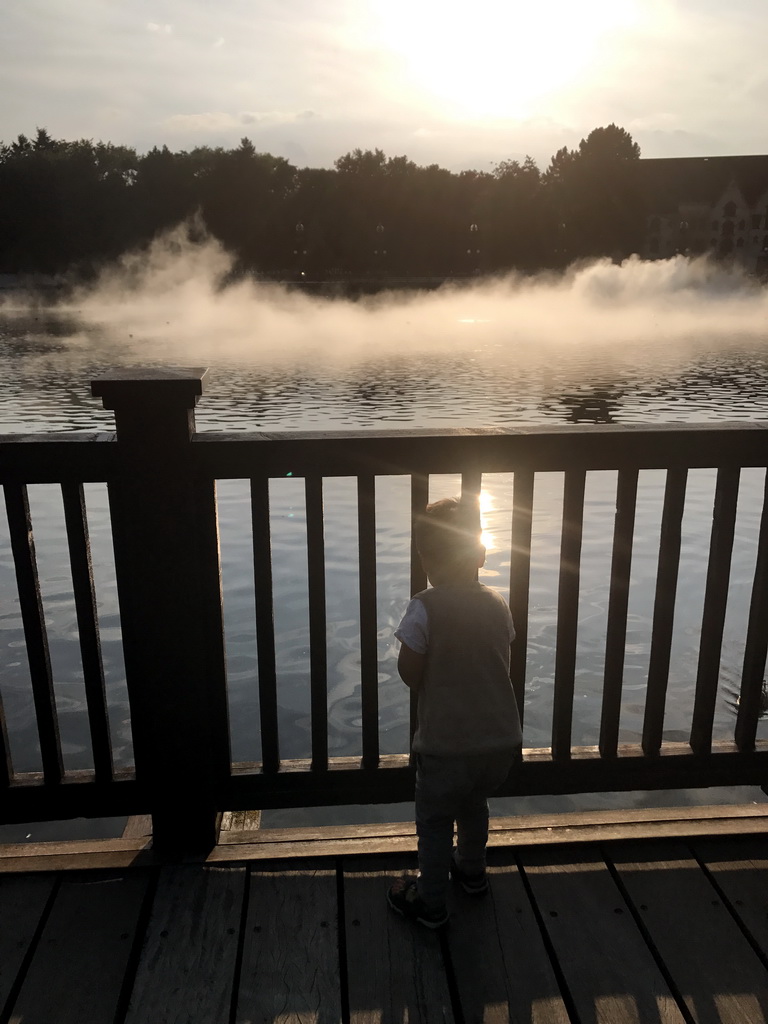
xmin=2 ymin=803 xmax=768 ymax=872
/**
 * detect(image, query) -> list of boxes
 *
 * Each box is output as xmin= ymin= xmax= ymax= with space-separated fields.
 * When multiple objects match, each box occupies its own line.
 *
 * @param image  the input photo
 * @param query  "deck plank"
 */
xmin=235 ymin=859 xmax=341 ymax=1023
xmin=343 ymin=854 xmax=454 ymax=1023
xmin=694 ymin=836 xmax=768 ymax=960
xmin=124 ymin=863 xmax=246 ymax=1024
xmin=447 ymin=849 xmax=571 ymax=1024
xmin=609 ymin=840 xmax=768 ymax=1024
xmin=519 ymin=844 xmax=686 ymax=1024
xmin=7 ymin=870 xmax=148 ymax=1024
xmin=0 ymin=873 xmax=56 ymax=1012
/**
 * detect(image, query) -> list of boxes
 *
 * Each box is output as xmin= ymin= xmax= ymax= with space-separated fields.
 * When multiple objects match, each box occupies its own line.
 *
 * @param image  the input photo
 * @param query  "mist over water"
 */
xmin=3 ymin=227 xmax=768 ymax=835
xmin=66 ymin=224 xmax=768 ymax=363
xmin=4 ymin=222 xmax=768 ymax=369
xmin=2 ymin=222 xmax=768 ymax=433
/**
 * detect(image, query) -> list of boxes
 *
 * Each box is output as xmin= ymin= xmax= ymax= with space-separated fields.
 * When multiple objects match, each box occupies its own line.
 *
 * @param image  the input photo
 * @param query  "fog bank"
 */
xmin=7 ymin=222 xmax=768 ymax=367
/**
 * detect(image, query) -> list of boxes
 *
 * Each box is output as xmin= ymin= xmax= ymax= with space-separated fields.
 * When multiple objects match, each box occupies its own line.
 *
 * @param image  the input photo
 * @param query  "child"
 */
xmin=387 ymin=496 xmax=522 ymax=928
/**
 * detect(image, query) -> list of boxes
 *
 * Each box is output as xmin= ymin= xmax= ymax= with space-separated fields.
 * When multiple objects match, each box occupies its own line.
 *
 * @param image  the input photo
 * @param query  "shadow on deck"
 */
xmin=2 ymin=833 xmax=768 ymax=1023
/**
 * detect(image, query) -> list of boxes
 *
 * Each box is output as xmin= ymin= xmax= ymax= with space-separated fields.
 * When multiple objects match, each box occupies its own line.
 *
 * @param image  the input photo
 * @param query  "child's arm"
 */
xmin=397 ymin=642 xmax=425 ymax=689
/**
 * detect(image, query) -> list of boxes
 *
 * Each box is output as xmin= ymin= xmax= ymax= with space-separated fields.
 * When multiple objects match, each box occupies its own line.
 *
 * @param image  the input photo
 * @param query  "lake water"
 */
xmin=3 ymin=264 xmax=768 ymax=837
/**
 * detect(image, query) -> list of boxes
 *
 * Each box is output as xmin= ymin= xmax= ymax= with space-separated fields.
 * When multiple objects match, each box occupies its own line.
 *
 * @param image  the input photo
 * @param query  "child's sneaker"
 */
xmin=450 ymin=855 xmax=489 ymax=895
xmin=387 ymin=877 xmax=449 ymax=929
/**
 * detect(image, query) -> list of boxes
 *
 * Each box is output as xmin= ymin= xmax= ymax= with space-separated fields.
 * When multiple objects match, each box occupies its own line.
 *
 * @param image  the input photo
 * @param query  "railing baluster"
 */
xmin=410 ymin=474 xmax=429 ymax=596
xmin=690 ymin=467 xmax=740 ymax=754
xmin=735 ymin=470 xmax=768 ymax=751
xmin=552 ymin=470 xmax=586 ymax=760
xmin=461 ymin=469 xmax=482 ymax=503
xmin=409 ymin=474 xmax=429 ymax=747
xmin=642 ymin=468 xmax=688 ymax=756
xmin=600 ymin=469 xmax=639 ymax=758
xmin=250 ymin=476 xmax=279 ymax=773
xmin=60 ymin=481 xmax=113 ymax=782
xmin=3 ymin=482 xmax=63 ymax=784
xmin=509 ymin=470 xmax=534 ymax=729
xmin=358 ymin=474 xmax=379 ymax=769
xmin=305 ymin=475 xmax=328 ymax=770
xmin=0 ymin=694 xmax=11 ymax=787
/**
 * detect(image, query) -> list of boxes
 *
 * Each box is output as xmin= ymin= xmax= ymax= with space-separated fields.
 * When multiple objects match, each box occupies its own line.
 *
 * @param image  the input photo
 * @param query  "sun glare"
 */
xmin=480 ymin=490 xmax=495 ymax=553
xmin=371 ymin=0 xmax=639 ymax=119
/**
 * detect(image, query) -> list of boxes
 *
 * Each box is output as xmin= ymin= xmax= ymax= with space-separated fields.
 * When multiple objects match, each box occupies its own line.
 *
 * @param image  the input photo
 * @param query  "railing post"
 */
xmin=92 ymin=368 xmax=229 ymax=854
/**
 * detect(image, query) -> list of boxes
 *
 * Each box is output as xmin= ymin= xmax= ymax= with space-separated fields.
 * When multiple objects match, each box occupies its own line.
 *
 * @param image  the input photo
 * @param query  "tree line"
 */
xmin=0 ymin=124 xmax=644 ymax=279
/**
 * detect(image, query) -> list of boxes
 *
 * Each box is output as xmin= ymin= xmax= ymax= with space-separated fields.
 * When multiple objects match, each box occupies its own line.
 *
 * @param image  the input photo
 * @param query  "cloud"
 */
xmin=146 ymin=22 xmax=172 ymax=34
xmin=164 ymin=110 xmax=318 ymax=133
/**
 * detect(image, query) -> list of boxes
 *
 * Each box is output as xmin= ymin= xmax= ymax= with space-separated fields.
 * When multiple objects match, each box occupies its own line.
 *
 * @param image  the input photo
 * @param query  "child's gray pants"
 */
xmin=414 ymin=750 xmax=516 ymax=910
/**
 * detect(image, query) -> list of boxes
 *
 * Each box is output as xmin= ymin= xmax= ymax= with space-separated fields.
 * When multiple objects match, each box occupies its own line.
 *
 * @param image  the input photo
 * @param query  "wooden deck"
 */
xmin=3 ymin=830 xmax=768 ymax=1023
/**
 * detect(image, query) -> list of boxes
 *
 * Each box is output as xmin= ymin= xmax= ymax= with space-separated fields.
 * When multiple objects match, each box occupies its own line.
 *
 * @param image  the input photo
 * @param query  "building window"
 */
xmin=724 ymin=201 xmax=737 ymax=217
xmin=738 ymin=219 xmax=745 ymax=230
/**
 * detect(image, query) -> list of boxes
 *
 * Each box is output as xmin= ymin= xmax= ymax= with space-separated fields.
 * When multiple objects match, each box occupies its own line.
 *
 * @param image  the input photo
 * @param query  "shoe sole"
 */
xmin=450 ymin=867 xmax=489 ymax=896
xmin=387 ymin=891 xmax=449 ymax=929
xmin=456 ymin=880 xmax=489 ymax=895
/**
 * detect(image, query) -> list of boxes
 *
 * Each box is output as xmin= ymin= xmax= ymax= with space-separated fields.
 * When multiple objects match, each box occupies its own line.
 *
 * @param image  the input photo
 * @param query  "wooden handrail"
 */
xmin=1 ymin=369 xmax=768 ymax=852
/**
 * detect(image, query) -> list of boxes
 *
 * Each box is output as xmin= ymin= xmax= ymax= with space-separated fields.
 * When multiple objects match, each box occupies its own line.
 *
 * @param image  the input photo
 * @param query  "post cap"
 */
xmin=92 ymin=368 xmax=209 ymax=409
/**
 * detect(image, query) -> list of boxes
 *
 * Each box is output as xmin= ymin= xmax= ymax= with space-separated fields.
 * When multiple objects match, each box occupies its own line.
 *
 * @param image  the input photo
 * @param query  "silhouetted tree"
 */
xmin=543 ymin=124 xmax=642 ymax=261
xmin=0 ymin=123 xmax=647 ymax=280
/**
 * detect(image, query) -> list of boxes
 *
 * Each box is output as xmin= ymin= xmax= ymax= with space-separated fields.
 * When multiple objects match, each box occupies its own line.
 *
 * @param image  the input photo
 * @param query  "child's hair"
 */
xmin=414 ymin=496 xmax=482 ymax=567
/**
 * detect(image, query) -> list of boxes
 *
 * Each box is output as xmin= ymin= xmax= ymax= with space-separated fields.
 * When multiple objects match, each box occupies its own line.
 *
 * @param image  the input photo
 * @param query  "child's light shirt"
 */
xmin=394 ymin=598 xmax=430 ymax=654
xmin=395 ymin=582 xmax=522 ymax=756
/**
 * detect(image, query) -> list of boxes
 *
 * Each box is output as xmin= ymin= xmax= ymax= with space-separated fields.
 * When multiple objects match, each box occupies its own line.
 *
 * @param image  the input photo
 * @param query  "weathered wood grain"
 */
xmin=235 ymin=859 xmax=341 ymax=1023
xmin=251 ymin=475 xmax=280 ymax=773
xmin=0 ymin=873 xmax=56 ymax=1011
xmin=736 ymin=470 xmax=768 ymax=752
xmin=192 ymin=424 xmax=768 ymax=481
xmin=7 ymin=870 xmax=148 ymax=1024
xmin=3 ymin=481 xmax=63 ymax=784
xmin=690 ymin=466 xmax=740 ymax=754
xmin=447 ymin=849 xmax=570 ymax=1024
xmin=552 ymin=469 xmax=585 ymax=760
xmin=124 ymin=863 xmax=246 ymax=1024
xmin=519 ymin=844 xmax=686 ymax=1023
xmin=643 ymin=468 xmax=687 ymax=757
xmin=121 ymin=814 xmax=153 ymax=839
xmin=694 ymin=836 xmax=768 ymax=961
xmin=0 ymin=694 xmax=12 ymax=788
xmin=357 ymin=473 xmax=379 ymax=770
xmin=95 ymin=372 xmax=230 ymax=853
xmin=609 ymin=840 xmax=768 ymax=1024
xmin=220 ymin=810 xmax=262 ymax=834
xmin=600 ymin=468 xmax=638 ymax=758
xmin=343 ymin=854 xmax=454 ymax=1023
xmin=306 ymin=475 xmax=328 ymax=772
xmin=509 ymin=468 xmax=534 ymax=726
xmin=60 ymin=480 xmax=113 ymax=781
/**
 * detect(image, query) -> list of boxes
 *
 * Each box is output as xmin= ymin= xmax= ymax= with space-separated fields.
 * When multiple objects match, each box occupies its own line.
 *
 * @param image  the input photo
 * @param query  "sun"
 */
xmin=369 ymin=0 xmax=640 ymax=120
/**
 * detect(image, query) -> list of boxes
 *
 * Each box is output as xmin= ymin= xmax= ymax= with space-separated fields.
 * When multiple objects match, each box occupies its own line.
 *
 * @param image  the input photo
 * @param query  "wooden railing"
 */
xmin=2 ymin=368 xmax=768 ymax=851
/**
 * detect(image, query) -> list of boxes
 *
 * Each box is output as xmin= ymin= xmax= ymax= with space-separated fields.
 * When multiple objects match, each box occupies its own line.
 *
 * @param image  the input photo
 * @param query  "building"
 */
xmin=640 ymin=155 xmax=768 ymax=273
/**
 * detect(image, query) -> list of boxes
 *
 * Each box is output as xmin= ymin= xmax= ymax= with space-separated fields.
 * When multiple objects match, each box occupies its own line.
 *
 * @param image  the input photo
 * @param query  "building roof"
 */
xmin=639 ymin=155 xmax=768 ymax=213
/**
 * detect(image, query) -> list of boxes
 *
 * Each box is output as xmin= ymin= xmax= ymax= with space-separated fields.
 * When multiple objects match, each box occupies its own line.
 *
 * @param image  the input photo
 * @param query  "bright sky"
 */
xmin=2 ymin=0 xmax=767 ymax=171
